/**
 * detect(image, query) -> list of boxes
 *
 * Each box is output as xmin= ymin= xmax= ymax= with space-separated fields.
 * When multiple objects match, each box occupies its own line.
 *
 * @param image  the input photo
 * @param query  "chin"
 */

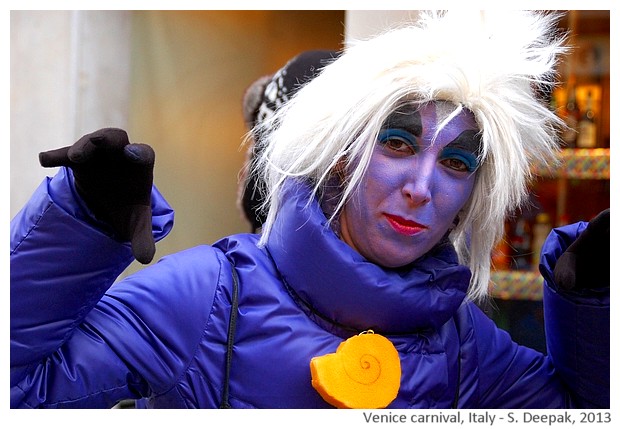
xmin=373 ymin=253 xmax=419 ymax=269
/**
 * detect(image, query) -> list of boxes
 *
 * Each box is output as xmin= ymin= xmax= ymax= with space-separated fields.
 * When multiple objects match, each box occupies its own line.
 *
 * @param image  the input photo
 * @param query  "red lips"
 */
xmin=384 ymin=214 xmax=427 ymax=236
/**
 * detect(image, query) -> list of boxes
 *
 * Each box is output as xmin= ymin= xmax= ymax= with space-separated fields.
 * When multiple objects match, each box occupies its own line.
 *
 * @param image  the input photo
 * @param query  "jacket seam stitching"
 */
xmin=10 ymin=199 xmax=54 ymax=255
xmin=151 ymin=247 xmax=227 ymax=402
xmin=24 ymin=383 xmax=132 ymax=408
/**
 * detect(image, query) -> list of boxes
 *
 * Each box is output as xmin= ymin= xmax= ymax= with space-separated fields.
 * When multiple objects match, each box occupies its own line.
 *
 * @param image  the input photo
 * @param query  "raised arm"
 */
xmin=541 ymin=210 xmax=610 ymax=408
xmin=10 ymin=129 xmax=175 ymax=406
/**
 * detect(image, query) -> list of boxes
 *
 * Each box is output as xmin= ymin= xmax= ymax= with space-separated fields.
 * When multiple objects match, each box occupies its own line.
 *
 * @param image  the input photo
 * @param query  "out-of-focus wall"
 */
xmin=127 ymin=11 xmax=344 ymax=272
xmin=344 ymin=10 xmax=419 ymax=43
xmin=11 ymin=10 xmax=132 ymax=217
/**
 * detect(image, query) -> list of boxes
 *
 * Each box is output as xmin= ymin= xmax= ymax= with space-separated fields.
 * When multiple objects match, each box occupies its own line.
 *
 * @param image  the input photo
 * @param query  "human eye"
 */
xmin=439 ymin=147 xmax=479 ymax=173
xmin=377 ymin=128 xmax=418 ymax=156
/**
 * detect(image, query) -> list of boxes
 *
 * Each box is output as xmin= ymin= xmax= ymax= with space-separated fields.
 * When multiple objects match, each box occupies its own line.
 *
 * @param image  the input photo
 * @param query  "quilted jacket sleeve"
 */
xmin=9 ymin=167 xmax=184 ymax=407
xmin=468 ymin=221 xmax=609 ymax=409
xmin=540 ymin=223 xmax=610 ymax=408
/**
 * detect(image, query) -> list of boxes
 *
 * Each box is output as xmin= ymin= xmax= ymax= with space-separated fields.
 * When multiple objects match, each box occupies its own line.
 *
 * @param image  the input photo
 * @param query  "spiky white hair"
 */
xmin=253 ymin=10 xmax=568 ymax=302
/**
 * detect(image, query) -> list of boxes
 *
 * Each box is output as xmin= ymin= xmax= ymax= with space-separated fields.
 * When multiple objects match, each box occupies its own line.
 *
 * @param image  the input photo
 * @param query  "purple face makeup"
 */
xmin=339 ymin=101 xmax=481 ymax=267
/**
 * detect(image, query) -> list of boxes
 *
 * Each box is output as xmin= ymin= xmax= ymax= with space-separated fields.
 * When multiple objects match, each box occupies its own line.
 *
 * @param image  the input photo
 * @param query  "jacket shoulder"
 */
xmin=110 ymin=245 xmax=231 ymax=332
xmin=97 ymin=245 xmax=233 ymax=395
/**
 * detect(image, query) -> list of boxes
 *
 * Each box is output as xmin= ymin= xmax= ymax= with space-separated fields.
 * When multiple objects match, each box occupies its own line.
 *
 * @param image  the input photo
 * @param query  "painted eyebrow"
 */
xmin=382 ymin=106 xmax=422 ymax=136
xmin=445 ymin=129 xmax=482 ymax=156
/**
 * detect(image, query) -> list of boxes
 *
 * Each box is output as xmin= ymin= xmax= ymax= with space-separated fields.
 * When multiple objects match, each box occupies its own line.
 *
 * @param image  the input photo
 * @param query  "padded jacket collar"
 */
xmin=265 ymin=180 xmax=471 ymax=335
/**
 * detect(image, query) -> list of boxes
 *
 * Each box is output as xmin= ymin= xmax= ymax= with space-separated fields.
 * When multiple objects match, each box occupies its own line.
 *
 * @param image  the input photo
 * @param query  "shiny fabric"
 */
xmin=10 ymin=169 xmax=609 ymax=408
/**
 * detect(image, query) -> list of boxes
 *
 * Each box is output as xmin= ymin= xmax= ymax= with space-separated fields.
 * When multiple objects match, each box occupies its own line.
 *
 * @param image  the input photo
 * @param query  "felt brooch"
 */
xmin=310 ymin=330 xmax=401 ymax=408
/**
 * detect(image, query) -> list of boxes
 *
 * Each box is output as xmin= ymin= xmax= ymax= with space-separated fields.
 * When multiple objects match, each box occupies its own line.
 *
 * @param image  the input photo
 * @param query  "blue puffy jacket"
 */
xmin=10 ymin=168 xmax=609 ymax=408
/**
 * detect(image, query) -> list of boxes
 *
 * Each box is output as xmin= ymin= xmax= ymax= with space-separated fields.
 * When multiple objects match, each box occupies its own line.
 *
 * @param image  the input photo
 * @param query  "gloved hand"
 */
xmin=553 ymin=209 xmax=610 ymax=292
xmin=39 ymin=128 xmax=156 ymax=264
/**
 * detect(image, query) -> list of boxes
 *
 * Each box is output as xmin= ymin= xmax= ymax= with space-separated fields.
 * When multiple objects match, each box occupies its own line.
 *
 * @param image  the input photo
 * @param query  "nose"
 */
xmin=402 ymin=160 xmax=433 ymax=206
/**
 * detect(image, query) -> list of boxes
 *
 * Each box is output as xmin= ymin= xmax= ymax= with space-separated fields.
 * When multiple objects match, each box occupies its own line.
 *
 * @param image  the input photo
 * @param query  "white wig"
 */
xmin=253 ymin=10 xmax=568 ymax=302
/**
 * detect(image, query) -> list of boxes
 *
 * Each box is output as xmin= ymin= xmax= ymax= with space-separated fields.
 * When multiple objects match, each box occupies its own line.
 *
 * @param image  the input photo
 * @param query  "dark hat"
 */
xmin=240 ymin=50 xmax=340 ymax=231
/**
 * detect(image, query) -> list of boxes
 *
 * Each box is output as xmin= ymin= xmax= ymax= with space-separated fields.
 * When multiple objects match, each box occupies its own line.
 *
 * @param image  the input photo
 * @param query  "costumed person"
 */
xmin=10 ymin=10 xmax=609 ymax=409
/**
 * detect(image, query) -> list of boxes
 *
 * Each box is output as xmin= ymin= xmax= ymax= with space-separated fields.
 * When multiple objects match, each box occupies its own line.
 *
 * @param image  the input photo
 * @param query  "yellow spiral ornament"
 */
xmin=310 ymin=331 xmax=401 ymax=409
